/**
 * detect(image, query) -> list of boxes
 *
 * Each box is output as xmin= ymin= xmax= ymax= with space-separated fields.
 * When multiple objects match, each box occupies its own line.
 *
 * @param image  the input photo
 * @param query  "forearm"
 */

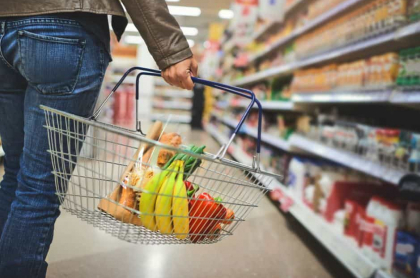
xmin=121 ymin=0 xmax=192 ymax=69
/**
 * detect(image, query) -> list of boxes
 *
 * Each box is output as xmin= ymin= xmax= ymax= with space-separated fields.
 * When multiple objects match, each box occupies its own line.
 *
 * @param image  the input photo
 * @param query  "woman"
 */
xmin=0 ymin=1 xmax=197 ymax=277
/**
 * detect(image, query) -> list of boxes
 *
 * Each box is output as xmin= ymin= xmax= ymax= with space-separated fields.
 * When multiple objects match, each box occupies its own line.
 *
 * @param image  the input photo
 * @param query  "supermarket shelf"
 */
xmin=250 ymin=21 xmax=279 ymax=43
xmin=0 ymin=146 xmax=4 ymax=157
xmin=149 ymin=114 xmax=191 ymax=124
xmin=206 ymin=124 xmax=283 ymax=189
xmin=279 ymin=187 xmax=378 ymax=278
xmin=206 ymin=124 xmax=382 ymax=278
xmin=292 ymin=91 xmax=392 ymax=103
xmin=390 ymin=91 xmax=420 ymax=103
xmin=212 ymin=112 xmax=291 ymax=152
xmin=153 ymin=101 xmax=192 ymax=110
xmin=154 ymin=90 xmax=193 ymax=99
xmin=289 ymin=134 xmax=406 ymax=184
xmin=233 ymin=22 xmax=420 ymax=86
xmin=248 ymin=0 xmax=365 ymax=63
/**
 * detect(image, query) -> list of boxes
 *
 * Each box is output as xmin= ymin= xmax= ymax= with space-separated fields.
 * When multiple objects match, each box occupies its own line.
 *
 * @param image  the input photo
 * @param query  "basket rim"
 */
xmin=40 ymin=105 xmax=281 ymax=179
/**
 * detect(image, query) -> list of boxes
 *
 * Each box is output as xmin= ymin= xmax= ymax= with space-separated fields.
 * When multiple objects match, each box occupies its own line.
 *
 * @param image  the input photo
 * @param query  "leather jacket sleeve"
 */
xmin=121 ymin=0 xmax=193 ymax=70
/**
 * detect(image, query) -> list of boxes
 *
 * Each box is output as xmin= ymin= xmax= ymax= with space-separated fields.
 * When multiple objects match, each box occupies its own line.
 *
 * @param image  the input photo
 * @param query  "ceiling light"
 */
xmin=181 ymin=27 xmax=198 ymax=36
xmin=187 ymin=39 xmax=195 ymax=47
xmin=166 ymin=0 xmax=180 ymax=2
xmin=218 ymin=9 xmax=234 ymax=19
xmin=125 ymin=35 xmax=144 ymax=45
xmin=168 ymin=6 xmax=201 ymax=17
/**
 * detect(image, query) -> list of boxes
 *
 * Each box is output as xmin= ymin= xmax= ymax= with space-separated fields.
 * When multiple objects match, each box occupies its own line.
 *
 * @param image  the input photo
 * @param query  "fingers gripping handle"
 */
xmin=92 ymin=67 xmax=264 ymax=171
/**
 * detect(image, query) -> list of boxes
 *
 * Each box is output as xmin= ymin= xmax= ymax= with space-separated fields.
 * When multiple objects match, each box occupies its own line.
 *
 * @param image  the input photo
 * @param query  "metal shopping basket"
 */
xmin=41 ymin=67 xmax=280 ymax=244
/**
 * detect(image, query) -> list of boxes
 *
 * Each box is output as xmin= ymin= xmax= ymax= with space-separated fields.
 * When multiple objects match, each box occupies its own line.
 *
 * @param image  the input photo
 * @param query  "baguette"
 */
xmin=98 ymin=122 xmax=163 ymax=225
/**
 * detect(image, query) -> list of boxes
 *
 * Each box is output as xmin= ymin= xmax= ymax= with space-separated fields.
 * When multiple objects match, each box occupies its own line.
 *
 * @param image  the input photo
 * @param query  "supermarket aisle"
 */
xmin=46 ymin=129 xmax=353 ymax=278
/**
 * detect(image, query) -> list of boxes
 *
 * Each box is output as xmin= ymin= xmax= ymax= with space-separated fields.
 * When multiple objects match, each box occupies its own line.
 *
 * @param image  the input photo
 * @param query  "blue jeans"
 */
xmin=0 ymin=16 xmax=110 ymax=277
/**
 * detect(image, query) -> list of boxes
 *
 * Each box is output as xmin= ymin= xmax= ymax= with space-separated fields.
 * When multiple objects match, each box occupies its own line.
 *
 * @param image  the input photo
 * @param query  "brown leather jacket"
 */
xmin=0 ymin=0 xmax=192 ymax=69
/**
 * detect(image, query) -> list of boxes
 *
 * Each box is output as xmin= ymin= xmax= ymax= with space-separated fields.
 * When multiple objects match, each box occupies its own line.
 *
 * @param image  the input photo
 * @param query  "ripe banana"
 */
xmin=139 ymin=162 xmax=176 ymax=231
xmin=155 ymin=161 xmax=179 ymax=234
xmin=172 ymin=161 xmax=189 ymax=239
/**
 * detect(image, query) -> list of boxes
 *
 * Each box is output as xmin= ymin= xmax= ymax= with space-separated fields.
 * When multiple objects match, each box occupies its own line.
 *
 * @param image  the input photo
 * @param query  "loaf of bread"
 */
xmin=157 ymin=132 xmax=182 ymax=168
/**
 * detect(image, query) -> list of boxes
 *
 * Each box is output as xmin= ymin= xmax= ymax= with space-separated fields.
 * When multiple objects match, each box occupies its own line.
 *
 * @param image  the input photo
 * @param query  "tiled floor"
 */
xmin=45 ymin=129 xmax=354 ymax=278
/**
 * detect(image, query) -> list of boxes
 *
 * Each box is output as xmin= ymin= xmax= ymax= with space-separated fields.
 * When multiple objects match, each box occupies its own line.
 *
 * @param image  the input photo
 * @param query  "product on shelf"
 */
xmin=408 ymin=0 xmax=420 ymax=21
xmin=397 ymin=47 xmax=420 ymax=88
xmin=290 ymin=52 xmax=400 ymax=92
xmin=302 ymin=115 xmax=420 ymax=172
xmin=393 ymin=231 xmax=420 ymax=277
xmin=295 ymin=0 xmax=407 ymax=58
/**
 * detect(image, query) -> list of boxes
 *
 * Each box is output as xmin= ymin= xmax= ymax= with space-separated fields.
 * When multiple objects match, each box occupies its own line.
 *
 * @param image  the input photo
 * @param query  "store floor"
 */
xmin=43 ymin=129 xmax=354 ymax=278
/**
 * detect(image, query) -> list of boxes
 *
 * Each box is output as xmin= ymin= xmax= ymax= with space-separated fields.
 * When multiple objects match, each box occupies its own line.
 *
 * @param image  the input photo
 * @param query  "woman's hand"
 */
xmin=161 ymin=57 xmax=198 ymax=90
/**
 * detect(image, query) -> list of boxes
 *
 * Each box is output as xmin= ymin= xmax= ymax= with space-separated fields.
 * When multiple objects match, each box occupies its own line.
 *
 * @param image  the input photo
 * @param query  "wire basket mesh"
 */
xmin=42 ymin=108 xmax=274 ymax=245
xmin=41 ymin=67 xmax=279 ymax=244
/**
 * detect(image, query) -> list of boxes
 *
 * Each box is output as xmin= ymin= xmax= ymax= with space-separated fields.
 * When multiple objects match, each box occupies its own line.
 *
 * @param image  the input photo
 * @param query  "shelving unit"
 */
xmin=248 ymin=0 xmax=366 ymax=63
xmin=289 ymin=134 xmax=406 ymax=185
xmin=211 ymin=111 xmax=407 ymax=184
xmin=292 ymin=91 xmax=392 ymax=103
xmin=211 ymin=1 xmax=420 ymax=277
xmin=206 ymin=124 xmax=387 ymax=278
xmin=233 ymin=22 xmax=420 ymax=86
xmin=211 ymin=112 xmax=291 ymax=152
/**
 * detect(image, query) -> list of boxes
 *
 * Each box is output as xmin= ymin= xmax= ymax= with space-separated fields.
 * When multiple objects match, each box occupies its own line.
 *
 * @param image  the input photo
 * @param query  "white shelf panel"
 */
xmin=153 ymin=101 xmax=192 ymax=110
xmin=149 ymin=114 xmax=191 ymax=124
xmin=207 ymin=124 xmax=383 ymax=278
xmin=390 ymin=91 xmax=420 ymax=103
xmin=289 ymin=134 xmax=405 ymax=184
xmin=154 ymin=90 xmax=193 ymax=99
xmin=0 ymin=146 xmax=4 ymax=157
xmin=233 ymin=22 xmax=420 ymax=86
xmin=248 ymin=0 xmax=365 ymax=63
xmin=292 ymin=91 xmax=392 ymax=103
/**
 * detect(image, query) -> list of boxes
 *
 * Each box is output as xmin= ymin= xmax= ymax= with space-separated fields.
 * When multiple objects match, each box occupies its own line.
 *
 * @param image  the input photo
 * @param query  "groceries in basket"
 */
xmin=97 ymin=121 xmax=235 ymax=242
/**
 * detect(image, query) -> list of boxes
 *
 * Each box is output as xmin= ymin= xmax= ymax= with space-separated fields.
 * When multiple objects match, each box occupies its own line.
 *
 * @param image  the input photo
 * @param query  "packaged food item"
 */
xmin=394 ymin=231 xmax=419 ymax=277
xmin=287 ymin=157 xmax=308 ymax=200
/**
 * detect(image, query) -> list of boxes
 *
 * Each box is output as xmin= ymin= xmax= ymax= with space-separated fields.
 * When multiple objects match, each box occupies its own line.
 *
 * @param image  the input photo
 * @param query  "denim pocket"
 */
xmin=18 ymin=30 xmax=86 ymax=95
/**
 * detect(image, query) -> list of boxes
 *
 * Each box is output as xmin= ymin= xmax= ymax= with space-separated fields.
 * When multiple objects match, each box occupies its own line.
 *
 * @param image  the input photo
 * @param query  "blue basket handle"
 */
xmin=92 ymin=67 xmax=264 ymax=168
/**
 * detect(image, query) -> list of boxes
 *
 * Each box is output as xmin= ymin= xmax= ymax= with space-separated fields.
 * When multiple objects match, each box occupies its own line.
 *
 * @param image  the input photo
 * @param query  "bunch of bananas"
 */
xmin=139 ymin=160 xmax=189 ymax=239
